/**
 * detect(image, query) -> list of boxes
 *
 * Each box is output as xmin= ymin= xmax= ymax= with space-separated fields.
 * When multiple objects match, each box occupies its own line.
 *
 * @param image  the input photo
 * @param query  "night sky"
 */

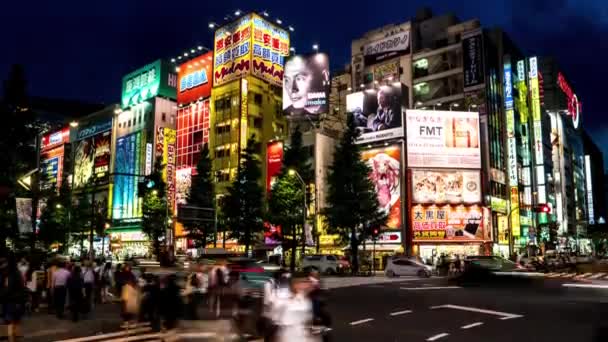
xmin=2 ymin=0 xmax=607 ymax=168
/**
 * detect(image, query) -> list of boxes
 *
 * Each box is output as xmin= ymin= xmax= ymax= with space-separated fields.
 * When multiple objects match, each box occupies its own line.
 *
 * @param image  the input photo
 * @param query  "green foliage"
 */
xmin=324 ymin=115 xmax=387 ymax=272
xmin=183 ymin=144 xmax=215 ymax=248
xmin=38 ymin=186 xmax=69 ymax=249
xmin=221 ymin=136 xmax=264 ymax=255
xmin=141 ymin=156 xmax=170 ymax=259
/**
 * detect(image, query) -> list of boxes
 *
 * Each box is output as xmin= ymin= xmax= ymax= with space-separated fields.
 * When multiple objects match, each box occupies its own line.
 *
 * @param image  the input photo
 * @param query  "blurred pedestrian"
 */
xmin=52 ymin=261 xmax=70 ymax=319
xmin=259 ymin=269 xmax=290 ymax=341
xmin=114 ymin=263 xmax=123 ymax=296
xmin=139 ymin=273 xmax=161 ymax=331
xmin=121 ymin=277 xmax=140 ymax=330
xmin=1 ymin=254 xmax=27 ymax=342
xmin=100 ymin=262 xmax=113 ymax=303
xmin=82 ymin=261 xmax=95 ymax=313
xmin=186 ymin=264 xmax=208 ymax=320
xmin=274 ymin=275 xmax=318 ymax=342
xmin=25 ymin=265 xmax=40 ymax=313
xmin=17 ymin=257 xmax=29 ymax=281
xmin=45 ymin=260 xmax=57 ymax=314
xmin=209 ymin=261 xmax=229 ymax=317
xmin=67 ymin=266 xmax=84 ymax=322
xmin=160 ymin=274 xmax=182 ymax=331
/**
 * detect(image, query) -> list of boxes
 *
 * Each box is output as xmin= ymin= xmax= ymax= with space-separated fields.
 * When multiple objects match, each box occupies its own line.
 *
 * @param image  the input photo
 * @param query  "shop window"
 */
xmin=162 ymin=113 xmax=166 ymax=122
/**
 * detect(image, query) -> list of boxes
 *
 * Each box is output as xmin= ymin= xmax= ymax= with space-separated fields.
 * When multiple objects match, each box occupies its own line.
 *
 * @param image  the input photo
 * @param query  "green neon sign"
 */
xmin=121 ymin=59 xmax=177 ymax=108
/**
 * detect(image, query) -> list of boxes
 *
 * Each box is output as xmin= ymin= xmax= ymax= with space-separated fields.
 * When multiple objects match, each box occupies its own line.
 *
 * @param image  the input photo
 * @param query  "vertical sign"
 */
xmin=529 ymin=56 xmax=546 ymax=204
xmin=585 ymin=155 xmax=595 ymax=224
xmin=240 ymin=78 xmax=248 ymax=150
xmin=266 ymin=141 xmax=284 ymax=193
xmin=504 ymin=58 xmax=520 ymax=237
xmin=462 ymin=31 xmax=484 ymax=90
xmin=164 ymin=128 xmax=177 ymax=213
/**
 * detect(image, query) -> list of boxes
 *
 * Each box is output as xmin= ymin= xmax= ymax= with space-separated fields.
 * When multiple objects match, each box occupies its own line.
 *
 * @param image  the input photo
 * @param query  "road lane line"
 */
xmin=389 ymin=310 xmax=412 ymax=316
xmin=106 ymin=333 xmax=163 ymax=342
xmin=426 ymin=333 xmax=449 ymax=341
xmin=461 ymin=322 xmax=484 ymax=329
xmin=349 ymin=318 xmax=374 ymax=326
xmin=563 ymin=283 xmax=608 ymax=289
xmin=55 ymin=328 xmax=152 ymax=342
xmin=589 ymin=272 xmax=606 ymax=279
xmin=500 ymin=315 xmax=524 ymax=320
xmin=431 ymin=304 xmax=523 ymax=320
xmin=179 ymin=332 xmax=218 ymax=338
xmin=401 ymin=286 xmax=461 ymax=290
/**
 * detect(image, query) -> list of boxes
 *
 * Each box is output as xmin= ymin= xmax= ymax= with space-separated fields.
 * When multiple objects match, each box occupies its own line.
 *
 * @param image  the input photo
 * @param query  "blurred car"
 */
xmin=228 ymin=257 xmax=265 ymax=274
xmin=302 ymin=254 xmax=341 ymax=274
xmin=385 ymin=257 xmax=432 ymax=278
xmin=457 ymin=255 xmax=542 ymax=286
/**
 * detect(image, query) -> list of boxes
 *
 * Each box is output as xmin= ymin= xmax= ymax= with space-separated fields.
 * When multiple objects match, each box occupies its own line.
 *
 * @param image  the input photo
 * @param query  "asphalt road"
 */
xmin=325 ymin=277 xmax=608 ymax=342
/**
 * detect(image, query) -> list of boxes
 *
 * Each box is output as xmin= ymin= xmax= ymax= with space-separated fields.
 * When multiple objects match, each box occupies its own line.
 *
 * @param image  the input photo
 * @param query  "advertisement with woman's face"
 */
xmin=283 ymin=53 xmax=330 ymax=117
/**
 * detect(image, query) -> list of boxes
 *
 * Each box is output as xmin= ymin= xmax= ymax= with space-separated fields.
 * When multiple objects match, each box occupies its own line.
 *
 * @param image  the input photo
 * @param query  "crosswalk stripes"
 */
xmin=543 ymin=272 xmax=608 ymax=280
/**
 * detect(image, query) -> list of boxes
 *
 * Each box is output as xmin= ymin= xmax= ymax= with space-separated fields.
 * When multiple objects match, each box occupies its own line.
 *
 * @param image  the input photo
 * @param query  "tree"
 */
xmin=0 ymin=65 xmax=40 ymax=254
xmin=38 ymin=184 xmax=71 ymax=251
xmin=71 ymin=193 xmax=93 ymax=257
xmin=141 ymin=156 xmax=170 ymax=260
xmin=221 ymin=136 xmax=264 ymax=256
xmin=267 ymin=126 xmax=312 ymax=272
xmin=324 ymin=114 xmax=387 ymax=273
xmin=183 ymin=144 xmax=215 ymax=248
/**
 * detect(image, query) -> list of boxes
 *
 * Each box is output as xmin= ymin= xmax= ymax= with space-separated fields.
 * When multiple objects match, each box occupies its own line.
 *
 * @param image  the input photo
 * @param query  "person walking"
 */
xmin=52 ymin=261 xmax=71 ymax=319
xmin=209 ymin=261 xmax=229 ymax=317
xmin=82 ymin=261 xmax=95 ymax=314
xmin=100 ymin=262 xmax=113 ymax=303
xmin=45 ymin=260 xmax=57 ymax=314
xmin=25 ymin=265 xmax=40 ymax=313
xmin=139 ymin=273 xmax=161 ymax=331
xmin=273 ymin=275 xmax=318 ymax=342
xmin=186 ymin=264 xmax=208 ymax=320
xmin=67 ymin=266 xmax=85 ymax=322
xmin=160 ymin=274 xmax=182 ymax=331
xmin=1 ymin=254 xmax=27 ymax=342
xmin=121 ymin=277 xmax=140 ymax=330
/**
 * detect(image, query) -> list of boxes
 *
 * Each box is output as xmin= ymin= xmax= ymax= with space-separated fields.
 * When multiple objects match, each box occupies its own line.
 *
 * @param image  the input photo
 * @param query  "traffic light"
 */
xmin=535 ymin=204 xmax=551 ymax=213
xmin=371 ymin=228 xmax=380 ymax=240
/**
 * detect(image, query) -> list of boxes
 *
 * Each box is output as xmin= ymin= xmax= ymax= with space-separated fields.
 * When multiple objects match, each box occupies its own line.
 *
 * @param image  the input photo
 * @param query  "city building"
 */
xmin=326 ymin=65 xmax=352 ymax=136
xmin=108 ymin=59 xmax=178 ymax=258
xmin=582 ymin=131 xmax=606 ymax=229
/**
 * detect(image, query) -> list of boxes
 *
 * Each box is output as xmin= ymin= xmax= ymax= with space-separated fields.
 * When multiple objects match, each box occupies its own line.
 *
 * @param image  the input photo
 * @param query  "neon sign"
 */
xmin=179 ymin=69 xmax=208 ymax=92
xmin=557 ymin=72 xmax=581 ymax=129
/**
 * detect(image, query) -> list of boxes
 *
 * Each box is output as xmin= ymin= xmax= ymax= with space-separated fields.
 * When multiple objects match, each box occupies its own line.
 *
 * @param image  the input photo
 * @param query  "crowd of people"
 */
xmin=1 ymin=253 xmax=331 ymax=341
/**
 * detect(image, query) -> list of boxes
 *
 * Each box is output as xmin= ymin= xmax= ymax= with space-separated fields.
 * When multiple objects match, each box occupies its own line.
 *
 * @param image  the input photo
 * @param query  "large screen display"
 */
xmin=112 ymin=131 xmax=143 ymax=220
xmin=282 ymin=53 xmax=329 ymax=117
xmin=411 ymin=204 xmax=490 ymax=242
xmin=412 ymin=170 xmax=481 ymax=204
xmin=361 ymin=145 xmax=402 ymax=231
xmin=347 ymin=83 xmax=404 ymax=144
xmin=406 ymin=110 xmax=481 ymax=169
xmin=177 ymin=52 xmax=213 ymax=105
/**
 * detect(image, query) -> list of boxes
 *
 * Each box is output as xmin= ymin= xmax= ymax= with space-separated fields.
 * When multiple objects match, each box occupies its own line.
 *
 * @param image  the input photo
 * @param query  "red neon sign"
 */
xmin=557 ymin=72 xmax=581 ymax=127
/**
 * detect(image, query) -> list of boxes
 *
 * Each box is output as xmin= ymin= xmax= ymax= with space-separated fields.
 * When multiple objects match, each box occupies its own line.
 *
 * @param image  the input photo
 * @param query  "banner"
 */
xmin=266 ymin=141 xmax=283 ymax=193
xmin=364 ymin=30 xmax=410 ymax=65
xmin=361 ymin=145 xmax=402 ymax=231
xmin=347 ymin=83 xmax=404 ymax=144
xmin=462 ymin=31 xmax=484 ymax=89
xmin=16 ymin=198 xmax=33 ymax=234
xmin=411 ymin=204 xmax=489 ymax=241
xmin=412 ymin=170 xmax=481 ymax=204
xmin=283 ymin=53 xmax=330 ymax=117
xmin=176 ymin=167 xmax=192 ymax=211
xmin=406 ymin=110 xmax=481 ymax=169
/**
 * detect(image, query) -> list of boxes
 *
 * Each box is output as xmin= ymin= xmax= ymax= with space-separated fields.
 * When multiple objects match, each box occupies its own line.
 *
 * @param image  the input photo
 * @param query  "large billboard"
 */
xmin=40 ymin=146 xmax=64 ymax=190
xmin=412 ymin=170 xmax=481 ymax=205
xmin=282 ymin=53 xmax=330 ymax=117
xmin=177 ymin=52 xmax=213 ymax=105
xmin=361 ymin=145 xmax=402 ymax=231
xmin=364 ymin=30 xmax=410 ymax=66
xmin=112 ymin=131 xmax=143 ymax=220
xmin=121 ymin=59 xmax=177 ymax=108
xmin=411 ymin=204 xmax=490 ymax=242
xmin=74 ymin=122 xmax=111 ymax=188
xmin=213 ymin=14 xmax=290 ymax=87
xmin=406 ymin=110 xmax=481 ymax=169
xmin=347 ymin=83 xmax=404 ymax=144
xmin=266 ymin=141 xmax=283 ymax=193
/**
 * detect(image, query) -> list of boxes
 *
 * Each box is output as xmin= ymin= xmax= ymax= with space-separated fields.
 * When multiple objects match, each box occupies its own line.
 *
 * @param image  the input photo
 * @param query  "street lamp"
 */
xmin=152 ymin=190 xmax=158 ymax=196
xmin=433 ymin=102 xmax=442 ymax=110
xmin=288 ymin=169 xmax=307 ymax=256
xmin=56 ymin=204 xmax=62 ymax=209
xmin=468 ymin=104 xmax=478 ymax=111
xmin=414 ymin=101 xmax=423 ymax=109
xmin=312 ymin=44 xmax=319 ymax=51
xmin=69 ymin=121 xmax=78 ymax=127
xmin=449 ymin=103 xmax=460 ymax=111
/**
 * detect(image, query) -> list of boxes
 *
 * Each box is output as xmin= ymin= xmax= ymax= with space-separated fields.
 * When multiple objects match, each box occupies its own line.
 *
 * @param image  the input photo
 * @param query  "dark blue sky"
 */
xmin=2 ymin=0 xmax=608 ymax=167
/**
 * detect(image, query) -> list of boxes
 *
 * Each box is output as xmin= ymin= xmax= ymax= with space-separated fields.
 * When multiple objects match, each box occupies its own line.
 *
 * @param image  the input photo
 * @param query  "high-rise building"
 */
xmin=582 ymin=131 xmax=606 ymax=229
xmin=108 ymin=59 xmax=178 ymax=258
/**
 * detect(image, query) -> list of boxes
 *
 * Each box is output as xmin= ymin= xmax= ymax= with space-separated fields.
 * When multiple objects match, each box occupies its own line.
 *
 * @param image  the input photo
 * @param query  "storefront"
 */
xmin=109 ymin=229 xmax=150 ymax=259
xmin=318 ymin=234 xmax=344 ymax=256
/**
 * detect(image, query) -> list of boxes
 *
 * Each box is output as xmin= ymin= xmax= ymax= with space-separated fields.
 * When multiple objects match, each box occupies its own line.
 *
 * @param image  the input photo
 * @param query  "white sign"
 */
xmin=406 ymin=110 xmax=481 ymax=169
xmin=364 ymin=31 xmax=410 ymax=65
xmin=145 ymin=143 xmax=153 ymax=175
xmin=412 ymin=170 xmax=481 ymax=204
xmin=366 ymin=231 xmax=402 ymax=245
xmin=585 ymin=155 xmax=595 ymax=224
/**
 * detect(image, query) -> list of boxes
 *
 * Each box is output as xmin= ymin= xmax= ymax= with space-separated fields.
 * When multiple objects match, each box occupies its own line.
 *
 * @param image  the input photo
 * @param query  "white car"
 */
xmin=301 ymin=254 xmax=340 ymax=274
xmin=385 ymin=257 xmax=432 ymax=278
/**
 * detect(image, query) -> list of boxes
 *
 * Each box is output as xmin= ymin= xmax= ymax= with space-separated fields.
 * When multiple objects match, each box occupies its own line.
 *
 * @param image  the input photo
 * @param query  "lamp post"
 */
xmin=449 ymin=103 xmax=460 ymax=111
xmin=288 ymin=169 xmax=307 ymax=257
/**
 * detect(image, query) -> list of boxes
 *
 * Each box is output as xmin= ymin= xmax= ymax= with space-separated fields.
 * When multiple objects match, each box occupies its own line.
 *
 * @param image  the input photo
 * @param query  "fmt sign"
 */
xmin=557 ymin=72 xmax=581 ymax=129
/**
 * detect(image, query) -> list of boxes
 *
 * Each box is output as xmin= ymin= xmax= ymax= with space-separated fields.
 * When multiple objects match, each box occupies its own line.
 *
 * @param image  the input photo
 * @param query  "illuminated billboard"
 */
xmin=347 ymin=83 xmax=404 ymax=144
xmin=363 ymin=30 xmax=410 ymax=66
xmin=121 ymin=59 xmax=177 ymax=108
xmin=529 ymin=57 xmax=546 ymax=204
xmin=40 ymin=131 xmax=66 ymax=191
xmin=213 ymin=14 xmax=290 ymax=87
xmin=411 ymin=204 xmax=490 ymax=242
xmin=412 ymin=170 xmax=481 ymax=205
xmin=361 ymin=145 xmax=402 ymax=231
xmin=406 ymin=110 xmax=481 ymax=169
xmin=177 ymin=52 xmax=213 ymax=105
xmin=41 ymin=127 xmax=69 ymax=150
xmin=282 ymin=53 xmax=330 ymax=117
xmin=112 ymin=131 xmax=143 ymax=220
xmin=175 ymin=167 xmax=192 ymax=211
xmin=74 ymin=122 xmax=111 ymax=188
xmin=156 ymin=127 xmax=177 ymax=212
xmin=266 ymin=141 xmax=283 ymax=193
xmin=504 ymin=58 xmax=520 ymax=237
xmin=557 ymin=72 xmax=581 ymax=129
xmin=176 ymin=100 xmax=210 ymax=169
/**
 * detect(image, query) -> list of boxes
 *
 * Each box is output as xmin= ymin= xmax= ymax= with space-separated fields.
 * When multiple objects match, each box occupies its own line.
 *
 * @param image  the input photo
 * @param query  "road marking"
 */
xmin=106 ymin=333 xmax=162 ymax=342
xmin=390 ymin=310 xmax=413 ymax=316
xmin=426 ymin=333 xmax=449 ymax=341
xmin=350 ymin=318 xmax=374 ymax=326
xmin=27 ymin=328 xmax=69 ymax=338
xmin=178 ymin=332 xmax=218 ymax=338
xmin=589 ymin=273 xmax=606 ymax=279
xmin=55 ymin=328 xmax=152 ymax=342
xmin=431 ymin=304 xmax=523 ymax=320
xmin=461 ymin=322 xmax=484 ymax=329
xmin=120 ymin=322 xmax=151 ymax=328
xmin=563 ymin=283 xmax=608 ymax=289
xmin=401 ymin=286 xmax=461 ymax=290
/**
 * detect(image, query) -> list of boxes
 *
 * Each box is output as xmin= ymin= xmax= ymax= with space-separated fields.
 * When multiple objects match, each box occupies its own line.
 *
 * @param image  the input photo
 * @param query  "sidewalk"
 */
xmin=322 ymin=275 xmax=430 ymax=289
